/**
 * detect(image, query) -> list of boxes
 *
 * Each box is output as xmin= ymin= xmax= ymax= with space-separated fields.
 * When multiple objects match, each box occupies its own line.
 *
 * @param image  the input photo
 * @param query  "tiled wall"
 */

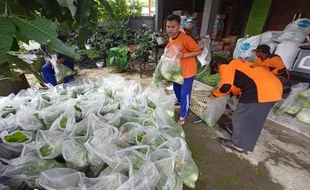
xmin=244 ymin=0 xmax=272 ymax=36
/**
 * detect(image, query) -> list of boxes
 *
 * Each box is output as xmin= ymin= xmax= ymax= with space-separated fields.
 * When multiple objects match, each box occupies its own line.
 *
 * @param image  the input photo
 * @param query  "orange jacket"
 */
xmin=213 ymin=59 xmax=283 ymax=103
xmin=254 ymin=54 xmax=290 ymax=78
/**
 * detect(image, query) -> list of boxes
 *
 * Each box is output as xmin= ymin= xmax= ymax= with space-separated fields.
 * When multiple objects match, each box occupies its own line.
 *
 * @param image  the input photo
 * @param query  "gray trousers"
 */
xmin=232 ymin=102 xmax=276 ymax=151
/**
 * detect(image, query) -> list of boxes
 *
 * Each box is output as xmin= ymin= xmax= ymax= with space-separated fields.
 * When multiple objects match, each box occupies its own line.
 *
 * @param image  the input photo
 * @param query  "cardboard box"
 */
xmin=173 ymin=10 xmax=189 ymax=16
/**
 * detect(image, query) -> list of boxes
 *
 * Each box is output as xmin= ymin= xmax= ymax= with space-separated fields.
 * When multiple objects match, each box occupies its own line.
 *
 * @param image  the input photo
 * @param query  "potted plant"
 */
xmin=107 ymin=46 xmax=128 ymax=73
xmin=131 ymin=29 xmax=153 ymax=62
xmin=77 ymin=48 xmax=104 ymax=68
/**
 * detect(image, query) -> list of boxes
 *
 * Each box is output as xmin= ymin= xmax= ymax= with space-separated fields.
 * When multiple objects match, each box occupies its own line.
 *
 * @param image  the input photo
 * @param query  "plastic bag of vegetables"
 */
xmin=149 ymin=149 xmax=183 ymax=190
xmin=2 ymin=156 xmax=64 ymax=189
xmin=296 ymin=108 xmax=310 ymax=125
xmin=0 ymin=114 xmax=18 ymax=133
xmin=117 ymin=162 xmax=159 ymax=190
xmin=62 ymin=140 xmax=89 ymax=170
xmin=39 ymin=168 xmax=85 ymax=189
xmin=157 ymin=137 xmax=199 ymax=188
xmin=202 ymin=95 xmax=230 ymax=127
xmin=1 ymin=130 xmax=33 ymax=145
xmin=16 ymin=107 xmax=45 ymax=131
xmin=36 ymin=130 xmax=67 ymax=159
xmin=83 ymin=173 xmax=128 ymax=190
xmin=49 ymin=54 xmax=74 ymax=84
xmin=153 ymin=45 xmax=184 ymax=85
xmin=276 ymin=83 xmax=309 ymax=115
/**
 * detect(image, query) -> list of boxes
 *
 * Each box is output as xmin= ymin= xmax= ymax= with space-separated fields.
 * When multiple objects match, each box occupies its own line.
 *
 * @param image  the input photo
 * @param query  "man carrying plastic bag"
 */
xmin=208 ymin=57 xmax=282 ymax=153
xmin=154 ymin=14 xmax=202 ymax=126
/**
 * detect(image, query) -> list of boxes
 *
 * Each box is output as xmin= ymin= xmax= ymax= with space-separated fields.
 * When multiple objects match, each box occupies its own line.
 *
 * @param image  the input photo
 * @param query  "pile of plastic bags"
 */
xmin=276 ymin=83 xmax=310 ymax=125
xmin=0 ymin=75 xmax=199 ymax=190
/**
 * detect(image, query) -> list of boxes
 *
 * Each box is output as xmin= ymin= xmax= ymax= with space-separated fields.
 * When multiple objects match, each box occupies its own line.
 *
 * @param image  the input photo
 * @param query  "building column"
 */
xmin=200 ymin=0 xmax=220 ymax=37
xmin=155 ymin=0 xmax=164 ymax=30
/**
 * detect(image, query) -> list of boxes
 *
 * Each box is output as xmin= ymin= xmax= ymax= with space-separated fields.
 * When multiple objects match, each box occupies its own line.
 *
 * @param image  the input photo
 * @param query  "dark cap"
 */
xmin=252 ymin=45 xmax=271 ymax=54
xmin=209 ymin=57 xmax=231 ymax=75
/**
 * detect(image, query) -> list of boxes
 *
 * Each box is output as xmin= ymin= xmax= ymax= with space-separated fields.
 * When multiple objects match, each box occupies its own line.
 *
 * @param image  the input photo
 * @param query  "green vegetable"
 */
xmin=40 ymin=145 xmax=53 ymax=157
xmin=59 ymin=117 xmax=68 ymax=129
xmin=286 ymin=106 xmax=301 ymax=115
xmin=137 ymin=132 xmax=147 ymax=143
xmin=196 ymin=66 xmax=220 ymax=87
xmin=296 ymin=109 xmax=310 ymax=125
xmin=275 ymin=108 xmax=284 ymax=116
xmin=76 ymin=131 xmax=87 ymax=136
xmin=299 ymin=92 xmax=309 ymax=99
xmin=203 ymin=117 xmax=214 ymax=127
xmin=162 ymin=69 xmax=184 ymax=85
xmin=301 ymin=101 xmax=310 ymax=108
xmin=4 ymin=132 xmax=29 ymax=143
xmin=74 ymin=105 xmax=82 ymax=112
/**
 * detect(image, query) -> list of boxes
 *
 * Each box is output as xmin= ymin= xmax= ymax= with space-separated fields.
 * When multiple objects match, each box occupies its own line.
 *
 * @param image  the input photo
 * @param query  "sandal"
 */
xmin=178 ymin=117 xmax=186 ymax=126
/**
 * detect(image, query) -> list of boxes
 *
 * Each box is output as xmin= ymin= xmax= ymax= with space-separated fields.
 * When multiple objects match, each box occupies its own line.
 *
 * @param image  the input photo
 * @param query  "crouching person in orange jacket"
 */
xmin=208 ymin=57 xmax=282 ymax=153
xmin=253 ymin=45 xmax=290 ymax=85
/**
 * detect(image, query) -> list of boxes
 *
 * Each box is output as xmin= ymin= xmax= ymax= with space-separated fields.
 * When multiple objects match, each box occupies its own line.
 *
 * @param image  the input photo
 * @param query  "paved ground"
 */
xmin=26 ymin=67 xmax=310 ymax=190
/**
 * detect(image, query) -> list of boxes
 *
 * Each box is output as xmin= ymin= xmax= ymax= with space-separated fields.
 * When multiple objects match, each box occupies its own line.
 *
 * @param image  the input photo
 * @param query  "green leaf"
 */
xmin=75 ymin=0 xmax=91 ymax=28
xmin=4 ymin=53 xmax=44 ymax=83
xmin=11 ymin=17 xmax=78 ymax=59
xmin=78 ymin=27 xmax=87 ymax=44
xmin=57 ymin=0 xmax=77 ymax=17
xmin=0 ymin=17 xmax=16 ymax=52
xmin=4 ymin=132 xmax=29 ymax=143
xmin=98 ymin=0 xmax=115 ymax=20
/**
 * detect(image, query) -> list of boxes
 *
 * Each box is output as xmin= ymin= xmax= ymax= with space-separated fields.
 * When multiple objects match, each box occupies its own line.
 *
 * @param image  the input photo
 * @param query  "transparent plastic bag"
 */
xmin=16 ymin=107 xmax=45 ymax=131
xmin=0 ymin=114 xmax=18 ymax=133
xmin=276 ymin=83 xmax=309 ymax=116
xmin=83 ymin=173 xmax=128 ymax=190
xmin=69 ymin=118 xmax=92 ymax=142
xmin=227 ymin=96 xmax=238 ymax=111
xmin=36 ymin=130 xmax=67 ymax=159
xmin=28 ymin=93 xmax=54 ymax=111
xmin=62 ymin=140 xmax=89 ymax=170
xmin=296 ymin=108 xmax=310 ymax=125
xmin=39 ymin=168 xmax=84 ymax=190
xmin=141 ymin=129 xmax=166 ymax=150
xmin=157 ymin=137 xmax=199 ymax=188
xmin=49 ymin=55 xmax=74 ymax=84
xmin=202 ymin=95 xmax=230 ymax=127
xmin=149 ymin=149 xmax=183 ymax=190
xmin=38 ymin=102 xmax=68 ymax=129
xmin=159 ymin=46 xmax=184 ymax=85
xmin=142 ymin=85 xmax=174 ymax=109
xmin=49 ymin=108 xmax=78 ymax=133
xmin=1 ymin=130 xmax=34 ymax=146
xmin=117 ymin=163 xmax=159 ymax=190
xmin=0 ymin=143 xmax=19 ymax=160
xmin=3 ymin=157 xmax=64 ymax=189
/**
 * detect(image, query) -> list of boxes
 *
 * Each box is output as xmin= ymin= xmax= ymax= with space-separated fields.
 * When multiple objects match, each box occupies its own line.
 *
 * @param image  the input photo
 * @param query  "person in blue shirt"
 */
xmin=40 ymin=35 xmax=75 ymax=86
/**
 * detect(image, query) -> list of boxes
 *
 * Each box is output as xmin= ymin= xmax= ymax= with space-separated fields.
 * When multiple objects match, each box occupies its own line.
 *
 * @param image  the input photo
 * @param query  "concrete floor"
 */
xmin=26 ymin=67 xmax=310 ymax=190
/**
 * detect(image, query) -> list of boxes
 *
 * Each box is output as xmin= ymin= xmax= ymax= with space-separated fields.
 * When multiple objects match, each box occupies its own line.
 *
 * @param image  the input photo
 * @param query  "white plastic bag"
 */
xmin=157 ymin=137 xmax=199 ymax=188
xmin=153 ymin=45 xmax=184 ymax=85
xmin=62 ymin=140 xmax=89 ymax=170
xmin=233 ymin=38 xmax=246 ymax=59
xmin=39 ymin=168 xmax=84 ymax=190
xmin=202 ymin=95 xmax=230 ymax=127
xmin=197 ymin=36 xmax=211 ymax=66
xmin=48 ymin=54 xmax=74 ymax=84
xmin=277 ymin=18 xmax=310 ymax=43
xmin=16 ymin=107 xmax=45 ymax=131
xmin=36 ymin=130 xmax=67 ymax=159
xmin=276 ymin=83 xmax=309 ymax=116
xmin=275 ymin=41 xmax=301 ymax=69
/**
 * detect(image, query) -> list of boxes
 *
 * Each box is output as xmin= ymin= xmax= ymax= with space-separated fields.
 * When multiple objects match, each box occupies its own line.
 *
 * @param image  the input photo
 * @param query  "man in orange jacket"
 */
xmin=253 ymin=45 xmax=290 ymax=85
xmin=208 ymin=57 xmax=282 ymax=152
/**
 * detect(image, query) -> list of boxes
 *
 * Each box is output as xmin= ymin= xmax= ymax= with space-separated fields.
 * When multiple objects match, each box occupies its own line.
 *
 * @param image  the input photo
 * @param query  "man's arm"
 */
xmin=212 ymin=65 xmax=235 ymax=98
xmin=182 ymin=50 xmax=202 ymax=58
xmin=270 ymin=56 xmax=286 ymax=75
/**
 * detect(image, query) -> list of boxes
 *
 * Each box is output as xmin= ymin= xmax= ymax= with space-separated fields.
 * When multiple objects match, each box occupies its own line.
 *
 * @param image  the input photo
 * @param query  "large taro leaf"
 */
xmin=57 ymin=0 xmax=77 ymax=17
xmin=0 ymin=17 xmax=16 ymax=52
xmin=11 ymin=17 xmax=78 ymax=59
xmin=75 ymin=0 xmax=91 ymax=29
